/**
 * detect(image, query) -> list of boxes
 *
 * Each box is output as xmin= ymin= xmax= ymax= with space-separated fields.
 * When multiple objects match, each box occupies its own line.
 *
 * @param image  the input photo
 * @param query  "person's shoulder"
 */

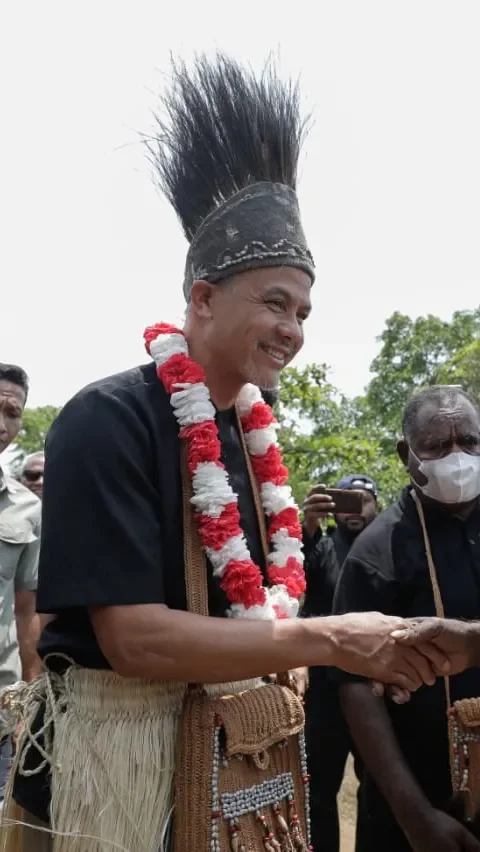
xmin=0 ymin=477 xmax=41 ymax=542
xmin=75 ymin=362 xmax=161 ymax=405
xmin=345 ymin=498 xmax=405 ymax=571
xmin=45 ymin=362 xmax=174 ymax=464
xmin=53 ymin=363 xmax=168 ymax=430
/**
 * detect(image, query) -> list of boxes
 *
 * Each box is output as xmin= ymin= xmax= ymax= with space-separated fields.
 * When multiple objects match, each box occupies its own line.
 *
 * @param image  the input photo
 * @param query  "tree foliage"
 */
xmin=16 ymin=406 xmax=61 ymax=454
xmin=278 ymin=305 xmax=480 ymax=508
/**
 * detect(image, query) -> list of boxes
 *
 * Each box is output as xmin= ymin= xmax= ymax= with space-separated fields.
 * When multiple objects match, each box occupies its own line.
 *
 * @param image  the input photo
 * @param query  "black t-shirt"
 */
xmin=332 ymin=487 xmax=480 ymax=819
xmin=37 ymin=361 xmax=266 ymax=667
xmin=302 ymin=525 xmax=357 ymax=690
xmin=16 ymin=362 xmax=266 ymax=817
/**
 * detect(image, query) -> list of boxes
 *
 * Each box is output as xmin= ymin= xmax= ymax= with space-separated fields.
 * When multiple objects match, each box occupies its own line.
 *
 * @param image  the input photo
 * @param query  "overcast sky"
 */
xmin=2 ymin=1 xmax=480 ymax=407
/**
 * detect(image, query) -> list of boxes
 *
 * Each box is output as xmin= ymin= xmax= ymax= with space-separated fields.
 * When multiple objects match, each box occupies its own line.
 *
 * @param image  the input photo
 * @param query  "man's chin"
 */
xmin=345 ymin=519 xmax=365 ymax=532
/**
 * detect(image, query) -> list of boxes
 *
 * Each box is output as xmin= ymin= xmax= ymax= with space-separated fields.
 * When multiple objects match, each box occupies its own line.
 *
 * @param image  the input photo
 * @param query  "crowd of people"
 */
xmin=1 ymin=51 xmax=480 ymax=852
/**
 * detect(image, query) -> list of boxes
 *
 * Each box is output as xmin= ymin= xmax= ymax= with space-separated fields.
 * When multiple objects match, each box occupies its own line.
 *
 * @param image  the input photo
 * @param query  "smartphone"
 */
xmin=323 ymin=488 xmax=363 ymax=515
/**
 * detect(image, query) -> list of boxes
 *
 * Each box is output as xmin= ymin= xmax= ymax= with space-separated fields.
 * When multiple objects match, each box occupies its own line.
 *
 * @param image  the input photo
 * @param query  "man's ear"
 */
xmin=189 ymin=280 xmax=217 ymax=319
xmin=397 ymin=439 xmax=409 ymax=467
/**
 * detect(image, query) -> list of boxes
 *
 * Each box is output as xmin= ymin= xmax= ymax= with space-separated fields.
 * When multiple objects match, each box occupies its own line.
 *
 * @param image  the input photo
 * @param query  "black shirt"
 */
xmin=302 ymin=525 xmax=358 ymax=690
xmin=16 ymin=362 xmax=266 ymax=817
xmin=333 ymin=487 xmax=480 ymax=816
xmin=302 ymin=524 xmax=357 ymax=619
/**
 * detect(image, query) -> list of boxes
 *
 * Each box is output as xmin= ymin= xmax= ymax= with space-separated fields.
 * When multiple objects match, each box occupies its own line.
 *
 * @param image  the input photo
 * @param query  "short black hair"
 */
xmin=402 ymin=385 xmax=480 ymax=442
xmin=0 ymin=363 xmax=29 ymax=401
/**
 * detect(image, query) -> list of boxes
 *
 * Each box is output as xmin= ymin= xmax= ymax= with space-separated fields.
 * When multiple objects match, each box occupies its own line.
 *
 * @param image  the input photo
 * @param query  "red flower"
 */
xmin=144 ymin=323 xmax=182 ymax=352
xmin=146 ymin=324 xmax=304 ymax=616
xmin=268 ymin=557 xmax=306 ymax=598
xmin=221 ymin=560 xmax=266 ymax=607
xmin=267 ymin=507 xmax=302 ymax=541
xmin=195 ymin=502 xmax=241 ymax=550
xmin=241 ymin=402 xmax=276 ymax=433
xmin=158 ymin=355 xmax=205 ymax=394
xmin=250 ymin=445 xmax=288 ymax=486
xmin=181 ymin=422 xmax=221 ymax=474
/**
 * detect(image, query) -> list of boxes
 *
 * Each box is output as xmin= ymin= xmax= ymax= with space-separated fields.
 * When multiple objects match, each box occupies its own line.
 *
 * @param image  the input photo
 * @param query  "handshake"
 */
xmin=326 ymin=612 xmax=479 ymax=693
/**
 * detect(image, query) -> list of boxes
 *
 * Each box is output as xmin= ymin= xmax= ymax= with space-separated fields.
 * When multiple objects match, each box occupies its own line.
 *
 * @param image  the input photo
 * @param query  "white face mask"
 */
xmin=411 ymin=449 xmax=480 ymax=505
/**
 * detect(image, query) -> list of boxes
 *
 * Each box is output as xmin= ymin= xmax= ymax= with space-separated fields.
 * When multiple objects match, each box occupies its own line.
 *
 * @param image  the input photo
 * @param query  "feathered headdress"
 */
xmin=149 ymin=53 xmax=314 ymax=299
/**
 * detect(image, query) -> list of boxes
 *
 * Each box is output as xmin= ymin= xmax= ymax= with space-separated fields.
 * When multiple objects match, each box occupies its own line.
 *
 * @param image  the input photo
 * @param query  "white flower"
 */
xmin=260 ymin=483 xmax=297 ymax=515
xmin=150 ymin=333 xmax=187 ymax=365
xmin=190 ymin=462 xmax=237 ymax=517
xmin=171 ymin=384 xmax=215 ymax=425
xmin=236 ymin=383 xmax=262 ymax=416
xmin=243 ymin=424 xmax=278 ymax=456
xmin=206 ymin=535 xmax=250 ymax=576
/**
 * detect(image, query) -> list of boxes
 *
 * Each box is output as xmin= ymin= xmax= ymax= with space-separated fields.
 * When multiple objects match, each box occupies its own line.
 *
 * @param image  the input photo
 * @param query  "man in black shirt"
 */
xmin=1 ymin=59 xmax=450 ymax=852
xmin=302 ymin=474 xmax=378 ymax=851
xmin=334 ymin=385 xmax=480 ymax=852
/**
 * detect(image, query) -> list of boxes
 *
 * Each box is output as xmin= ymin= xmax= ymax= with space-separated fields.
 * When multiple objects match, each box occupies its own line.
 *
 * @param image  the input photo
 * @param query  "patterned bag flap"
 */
xmin=453 ymin=697 xmax=480 ymax=729
xmin=214 ymin=683 xmax=304 ymax=757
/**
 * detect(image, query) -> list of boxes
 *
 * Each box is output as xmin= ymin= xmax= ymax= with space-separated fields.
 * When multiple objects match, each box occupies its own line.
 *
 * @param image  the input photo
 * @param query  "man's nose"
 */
xmin=277 ymin=317 xmax=302 ymax=348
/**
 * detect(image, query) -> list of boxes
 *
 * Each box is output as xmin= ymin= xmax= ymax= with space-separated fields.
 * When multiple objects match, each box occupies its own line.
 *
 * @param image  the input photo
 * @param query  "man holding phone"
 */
xmin=302 ymin=474 xmax=379 ymax=852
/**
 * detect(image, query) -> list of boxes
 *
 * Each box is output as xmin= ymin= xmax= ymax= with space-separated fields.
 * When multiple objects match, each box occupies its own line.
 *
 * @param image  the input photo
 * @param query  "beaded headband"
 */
xmin=182 ymin=182 xmax=315 ymax=301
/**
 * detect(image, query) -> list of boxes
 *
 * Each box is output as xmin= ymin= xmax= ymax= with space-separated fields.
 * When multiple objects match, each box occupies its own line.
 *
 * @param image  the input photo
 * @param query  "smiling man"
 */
xmin=3 ymin=57 xmax=445 ymax=852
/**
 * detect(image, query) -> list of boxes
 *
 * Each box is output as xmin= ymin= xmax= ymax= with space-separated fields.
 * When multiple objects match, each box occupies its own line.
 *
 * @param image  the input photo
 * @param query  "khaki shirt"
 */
xmin=0 ymin=466 xmax=41 ymax=689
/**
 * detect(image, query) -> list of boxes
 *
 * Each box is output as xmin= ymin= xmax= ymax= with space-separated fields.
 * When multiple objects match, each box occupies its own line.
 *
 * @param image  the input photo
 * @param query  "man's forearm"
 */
xmin=340 ymin=682 xmax=430 ymax=829
xmin=89 ymin=605 xmax=442 ymax=691
xmin=16 ymin=612 xmax=43 ymax=681
xmin=91 ymin=605 xmax=340 ymax=682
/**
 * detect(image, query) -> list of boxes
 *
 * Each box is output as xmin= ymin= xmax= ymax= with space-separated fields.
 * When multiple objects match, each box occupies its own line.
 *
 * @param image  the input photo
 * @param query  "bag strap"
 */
xmin=411 ymin=489 xmax=451 ymax=709
xmin=181 ymin=442 xmax=209 ymax=617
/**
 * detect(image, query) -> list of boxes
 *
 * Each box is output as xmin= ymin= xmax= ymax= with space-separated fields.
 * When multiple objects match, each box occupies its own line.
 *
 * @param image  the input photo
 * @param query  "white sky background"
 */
xmin=1 ymin=1 xmax=480 ymax=408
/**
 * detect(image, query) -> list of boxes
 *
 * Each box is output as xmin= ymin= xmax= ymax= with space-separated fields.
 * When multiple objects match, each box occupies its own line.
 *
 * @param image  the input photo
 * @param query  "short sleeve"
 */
xmin=15 ymin=538 xmax=40 ymax=592
xmin=36 ymin=388 xmax=165 ymax=612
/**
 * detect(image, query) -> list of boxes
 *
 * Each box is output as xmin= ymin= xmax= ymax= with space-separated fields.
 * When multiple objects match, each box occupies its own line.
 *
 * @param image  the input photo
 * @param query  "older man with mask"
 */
xmin=334 ymin=386 xmax=480 ymax=852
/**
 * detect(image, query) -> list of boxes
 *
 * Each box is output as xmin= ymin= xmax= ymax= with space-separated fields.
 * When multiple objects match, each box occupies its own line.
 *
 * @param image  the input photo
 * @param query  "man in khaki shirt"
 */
xmin=0 ymin=363 xmax=42 ymax=800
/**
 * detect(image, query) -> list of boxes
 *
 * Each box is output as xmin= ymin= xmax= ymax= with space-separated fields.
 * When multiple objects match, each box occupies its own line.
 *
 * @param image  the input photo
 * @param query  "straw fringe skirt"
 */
xmin=0 ymin=669 xmax=259 ymax=852
xmin=1 ymin=669 xmax=186 ymax=852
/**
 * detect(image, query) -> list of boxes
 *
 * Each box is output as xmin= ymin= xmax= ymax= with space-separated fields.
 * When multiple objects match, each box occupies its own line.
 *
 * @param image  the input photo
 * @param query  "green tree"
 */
xmin=277 ymin=365 xmax=407 ymax=508
xmin=16 ymin=406 xmax=61 ymax=453
xmin=436 ymin=338 xmax=480 ymax=402
xmin=365 ymin=308 xmax=480 ymax=442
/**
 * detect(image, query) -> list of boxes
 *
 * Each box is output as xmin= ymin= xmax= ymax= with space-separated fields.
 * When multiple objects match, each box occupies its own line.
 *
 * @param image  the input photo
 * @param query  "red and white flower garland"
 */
xmin=144 ymin=323 xmax=305 ymax=620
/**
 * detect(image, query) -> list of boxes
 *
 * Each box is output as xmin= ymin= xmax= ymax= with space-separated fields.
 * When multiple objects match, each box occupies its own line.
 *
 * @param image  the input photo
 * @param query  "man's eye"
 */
xmin=268 ymin=299 xmax=284 ymax=310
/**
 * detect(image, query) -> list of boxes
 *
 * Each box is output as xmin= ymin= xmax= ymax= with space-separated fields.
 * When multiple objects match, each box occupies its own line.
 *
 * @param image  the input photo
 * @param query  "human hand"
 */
xmin=326 ymin=612 xmax=450 ymax=691
xmin=392 ymin=618 xmax=477 ymax=677
xmin=371 ymin=681 xmax=412 ymax=704
xmin=303 ymin=485 xmax=335 ymax=538
xmin=403 ymin=807 xmax=480 ymax=851
xmin=291 ymin=666 xmax=309 ymax=698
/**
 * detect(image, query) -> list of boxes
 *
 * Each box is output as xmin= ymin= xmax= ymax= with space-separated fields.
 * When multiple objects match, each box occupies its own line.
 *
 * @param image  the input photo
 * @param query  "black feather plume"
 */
xmin=148 ymin=52 xmax=309 ymax=242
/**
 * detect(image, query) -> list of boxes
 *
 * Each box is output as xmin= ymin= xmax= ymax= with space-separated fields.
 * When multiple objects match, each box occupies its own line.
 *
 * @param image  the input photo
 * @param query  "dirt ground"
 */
xmin=339 ymin=756 xmax=358 ymax=852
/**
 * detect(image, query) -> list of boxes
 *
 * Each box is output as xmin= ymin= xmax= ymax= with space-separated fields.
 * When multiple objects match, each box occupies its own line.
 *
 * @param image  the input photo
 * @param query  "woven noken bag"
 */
xmin=413 ymin=491 xmax=480 ymax=826
xmin=174 ymin=433 xmax=311 ymax=852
